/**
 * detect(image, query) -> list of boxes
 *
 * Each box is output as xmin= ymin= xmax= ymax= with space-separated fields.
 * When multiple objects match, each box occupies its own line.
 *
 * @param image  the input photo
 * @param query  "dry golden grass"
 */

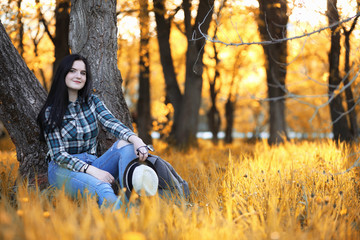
xmin=0 ymin=139 xmax=359 ymax=239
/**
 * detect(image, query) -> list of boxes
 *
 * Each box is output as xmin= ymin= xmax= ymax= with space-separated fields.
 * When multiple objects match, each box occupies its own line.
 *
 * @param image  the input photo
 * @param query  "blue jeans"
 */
xmin=48 ymin=141 xmax=137 ymax=209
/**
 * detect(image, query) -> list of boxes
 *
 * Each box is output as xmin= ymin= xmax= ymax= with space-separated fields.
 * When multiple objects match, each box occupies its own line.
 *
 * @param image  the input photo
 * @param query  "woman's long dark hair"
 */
xmin=37 ymin=54 xmax=92 ymax=140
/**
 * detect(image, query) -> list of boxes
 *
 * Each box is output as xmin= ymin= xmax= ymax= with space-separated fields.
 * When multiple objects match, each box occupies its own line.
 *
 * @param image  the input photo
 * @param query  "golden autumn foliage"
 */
xmin=1 ymin=139 xmax=360 ymax=239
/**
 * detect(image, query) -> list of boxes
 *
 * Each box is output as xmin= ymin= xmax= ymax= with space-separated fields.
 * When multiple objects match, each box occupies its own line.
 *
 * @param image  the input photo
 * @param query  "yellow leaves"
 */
xmin=322 ymin=72 xmax=329 ymax=82
xmin=42 ymin=211 xmax=50 ymax=218
xmin=315 ymin=196 xmax=323 ymax=204
xmin=16 ymin=209 xmax=24 ymax=217
xmin=151 ymin=100 xmax=174 ymax=135
xmin=340 ymin=208 xmax=347 ymax=215
xmin=268 ymin=3 xmax=282 ymax=9
xmin=19 ymin=197 xmax=29 ymax=203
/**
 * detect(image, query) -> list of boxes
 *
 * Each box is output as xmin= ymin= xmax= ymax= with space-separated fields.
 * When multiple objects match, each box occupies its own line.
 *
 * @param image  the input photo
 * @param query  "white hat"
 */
xmin=123 ymin=160 xmax=159 ymax=197
xmin=132 ymin=165 xmax=159 ymax=196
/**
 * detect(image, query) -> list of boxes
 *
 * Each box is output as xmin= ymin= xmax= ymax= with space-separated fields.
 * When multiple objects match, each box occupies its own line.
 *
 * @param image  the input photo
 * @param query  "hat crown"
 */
xmin=132 ymin=165 xmax=159 ymax=196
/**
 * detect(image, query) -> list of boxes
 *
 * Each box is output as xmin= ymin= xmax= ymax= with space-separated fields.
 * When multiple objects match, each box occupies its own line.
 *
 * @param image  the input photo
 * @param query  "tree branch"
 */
xmin=198 ymin=10 xmax=360 ymax=46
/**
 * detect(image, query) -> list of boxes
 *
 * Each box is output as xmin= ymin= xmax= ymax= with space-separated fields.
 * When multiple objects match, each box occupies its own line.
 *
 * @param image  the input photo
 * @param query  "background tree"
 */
xmin=327 ymin=0 xmax=352 ymax=142
xmin=153 ymin=0 xmax=182 ymax=142
xmin=16 ymin=0 xmax=24 ymax=57
xmin=341 ymin=0 xmax=359 ymax=140
xmin=35 ymin=0 xmax=71 ymax=78
xmin=205 ymin=0 xmax=227 ymax=145
xmin=257 ymin=0 xmax=289 ymax=144
xmin=53 ymin=0 xmax=71 ymax=74
xmin=154 ymin=0 xmax=215 ymax=149
xmin=137 ymin=0 xmax=152 ymax=144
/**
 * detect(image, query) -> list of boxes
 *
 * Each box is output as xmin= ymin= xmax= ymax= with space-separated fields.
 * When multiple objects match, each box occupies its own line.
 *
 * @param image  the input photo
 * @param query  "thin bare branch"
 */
xmin=197 ymin=9 xmax=360 ymax=46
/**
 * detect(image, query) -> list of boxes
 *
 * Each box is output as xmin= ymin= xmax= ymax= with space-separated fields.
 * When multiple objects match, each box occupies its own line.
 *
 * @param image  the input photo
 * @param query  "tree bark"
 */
xmin=257 ymin=0 xmax=288 ymax=145
xmin=0 ymin=22 xmax=48 ymax=187
xmin=326 ymin=0 xmax=352 ymax=142
xmin=137 ymin=0 xmax=152 ymax=144
xmin=69 ymin=0 xmax=133 ymax=155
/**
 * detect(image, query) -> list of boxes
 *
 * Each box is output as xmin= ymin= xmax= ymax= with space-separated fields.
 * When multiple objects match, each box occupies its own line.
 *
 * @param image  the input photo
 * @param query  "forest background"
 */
xmin=1 ymin=0 xmax=359 ymax=149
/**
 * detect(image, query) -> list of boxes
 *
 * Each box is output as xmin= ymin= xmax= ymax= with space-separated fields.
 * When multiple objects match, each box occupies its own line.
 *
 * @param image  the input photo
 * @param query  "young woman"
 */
xmin=37 ymin=54 xmax=158 ymax=210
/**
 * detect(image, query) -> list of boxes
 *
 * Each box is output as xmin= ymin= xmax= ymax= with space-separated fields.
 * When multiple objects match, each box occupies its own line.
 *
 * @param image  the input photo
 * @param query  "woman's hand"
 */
xmin=128 ymin=135 xmax=148 ymax=161
xmin=86 ymin=165 xmax=115 ymax=183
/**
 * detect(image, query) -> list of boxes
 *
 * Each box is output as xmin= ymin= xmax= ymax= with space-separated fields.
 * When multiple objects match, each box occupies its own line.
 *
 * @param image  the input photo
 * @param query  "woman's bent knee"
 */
xmin=116 ymin=140 xmax=131 ymax=149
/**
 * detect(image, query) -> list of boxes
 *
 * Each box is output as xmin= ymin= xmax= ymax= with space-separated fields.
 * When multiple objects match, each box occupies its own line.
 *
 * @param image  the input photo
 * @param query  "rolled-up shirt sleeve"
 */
xmin=45 ymin=127 xmax=87 ymax=172
xmin=92 ymin=95 xmax=135 ymax=141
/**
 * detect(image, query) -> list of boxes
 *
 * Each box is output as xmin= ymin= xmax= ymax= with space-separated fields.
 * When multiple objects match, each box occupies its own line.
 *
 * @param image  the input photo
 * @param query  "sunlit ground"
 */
xmin=0 ymin=138 xmax=359 ymax=239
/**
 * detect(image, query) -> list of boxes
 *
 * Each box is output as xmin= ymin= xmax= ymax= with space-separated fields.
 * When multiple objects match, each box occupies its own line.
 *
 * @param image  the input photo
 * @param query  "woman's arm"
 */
xmin=46 ymin=128 xmax=115 ymax=183
xmin=92 ymin=95 xmax=149 ymax=161
xmin=45 ymin=128 xmax=87 ymax=172
xmin=128 ymin=135 xmax=148 ymax=161
xmin=92 ymin=95 xmax=135 ymax=141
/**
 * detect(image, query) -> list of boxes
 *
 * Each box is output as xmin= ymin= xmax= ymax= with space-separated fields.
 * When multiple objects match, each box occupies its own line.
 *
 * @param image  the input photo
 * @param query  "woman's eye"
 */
xmin=69 ymin=69 xmax=75 ymax=73
xmin=81 ymin=71 xmax=86 ymax=76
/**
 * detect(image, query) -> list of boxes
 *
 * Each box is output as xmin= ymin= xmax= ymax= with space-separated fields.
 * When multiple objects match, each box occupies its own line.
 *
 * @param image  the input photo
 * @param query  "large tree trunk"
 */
xmin=175 ymin=0 xmax=214 ymax=149
xmin=53 ymin=0 xmax=71 ymax=75
xmin=137 ymin=0 xmax=152 ymax=144
xmin=69 ymin=0 xmax=133 ymax=155
xmin=0 ymin=22 xmax=48 ymax=187
xmin=327 ymin=0 xmax=352 ymax=142
xmin=257 ymin=0 xmax=288 ymax=145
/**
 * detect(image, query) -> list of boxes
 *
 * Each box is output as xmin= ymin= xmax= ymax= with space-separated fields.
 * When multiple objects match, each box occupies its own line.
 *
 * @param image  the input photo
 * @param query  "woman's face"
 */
xmin=65 ymin=60 xmax=87 ymax=95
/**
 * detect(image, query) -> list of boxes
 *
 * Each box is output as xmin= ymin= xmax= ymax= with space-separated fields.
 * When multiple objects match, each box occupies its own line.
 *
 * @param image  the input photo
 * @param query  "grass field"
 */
xmin=0 ymin=139 xmax=359 ymax=239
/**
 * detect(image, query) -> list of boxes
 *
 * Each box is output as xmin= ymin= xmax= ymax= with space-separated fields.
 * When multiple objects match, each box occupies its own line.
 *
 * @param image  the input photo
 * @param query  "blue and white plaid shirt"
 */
xmin=44 ymin=94 xmax=135 ymax=172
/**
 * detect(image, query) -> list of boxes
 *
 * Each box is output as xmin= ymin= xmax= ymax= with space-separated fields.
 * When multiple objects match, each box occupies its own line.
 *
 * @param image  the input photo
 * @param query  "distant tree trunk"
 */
xmin=0 ymin=22 xmax=48 ymax=187
xmin=207 ymin=66 xmax=221 ymax=144
xmin=31 ymin=24 xmax=48 ymax=91
xmin=17 ymin=0 xmax=24 ymax=57
xmin=257 ymin=0 xmax=288 ymax=145
xmin=326 ymin=0 xmax=352 ymax=142
xmin=35 ymin=0 xmax=70 ymax=76
xmin=207 ymin=1 xmax=226 ymax=145
xmin=175 ymin=0 xmax=214 ymax=149
xmin=137 ymin=0 xmax=152 ymax=144
xmin=342 ymin=10 xmax=359 ymax=140
xmin=207 ymin=92 xmax=221 ymax=144
xmin=224 ymin=96 xmax=235 ymax=144
xmin=69 ymin=0 xmax=133 ymax=155
xmin=53 ymin=0 xmax=71 ymax=74
xmin=223 ymin=47 xmax=242 ymax=144
xmin=153 ymin=0 xmax=182 ymax=141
